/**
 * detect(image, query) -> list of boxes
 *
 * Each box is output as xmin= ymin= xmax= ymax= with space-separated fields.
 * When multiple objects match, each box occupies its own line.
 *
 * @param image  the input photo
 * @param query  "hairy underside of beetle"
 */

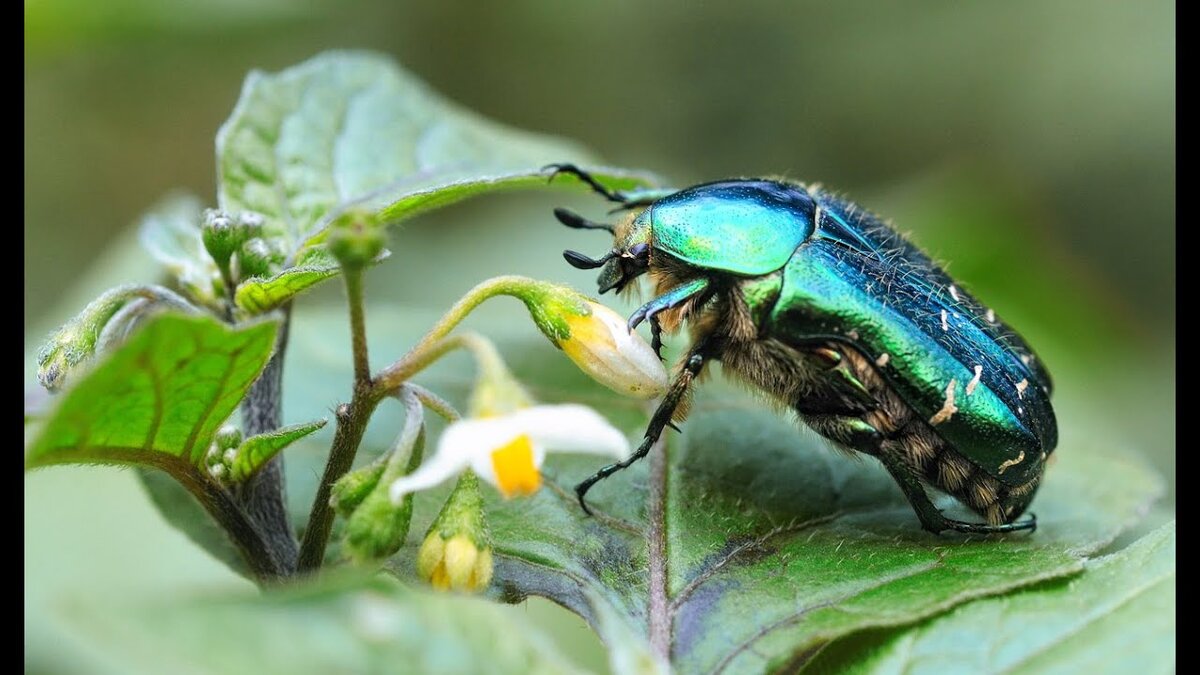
xmin=651 ymin=268 xmax=1039 ymax=526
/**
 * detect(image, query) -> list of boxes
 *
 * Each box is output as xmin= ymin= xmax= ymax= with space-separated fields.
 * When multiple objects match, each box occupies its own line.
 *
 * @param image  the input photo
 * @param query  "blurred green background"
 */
xmin=26 ymin=1 xmax=1173 ymax=673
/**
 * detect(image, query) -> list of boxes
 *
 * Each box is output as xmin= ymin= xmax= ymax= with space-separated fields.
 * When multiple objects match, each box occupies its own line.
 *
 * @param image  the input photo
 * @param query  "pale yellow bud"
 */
xmin=561 ymin=301 xmax=668 ymax=399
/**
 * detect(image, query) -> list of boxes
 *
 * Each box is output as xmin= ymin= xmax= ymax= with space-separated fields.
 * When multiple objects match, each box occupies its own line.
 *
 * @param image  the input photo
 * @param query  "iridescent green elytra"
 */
xmin=550 ymin=164 xmax=1056 ymax=534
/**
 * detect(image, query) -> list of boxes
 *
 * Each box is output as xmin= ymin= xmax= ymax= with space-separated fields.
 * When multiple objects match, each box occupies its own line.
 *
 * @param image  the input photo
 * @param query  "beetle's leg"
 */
xmin=544 ymin=163 xmax=630 ymax=204
xmin=649 ymin=316 xmax=665 ymax=360
xmin=876 ymin=449 xmax=1037 ymax=535
xmin=575 ymin=347 xmax=710 ymax=514
xmin=607 ymin=188 xmax=680 ymax=213
xmin=628 ymin=278 xmax=711 ymax=332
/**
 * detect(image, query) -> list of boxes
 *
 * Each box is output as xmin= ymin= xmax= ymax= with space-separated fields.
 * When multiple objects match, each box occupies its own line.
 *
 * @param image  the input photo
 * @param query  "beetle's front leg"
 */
xmin=575 ymin=347 xmax=709 ymax=514
xmin=628 ymin=278 xmax=711 ymax=332
xmin=649 ymin=315 xmax=665 ymax=360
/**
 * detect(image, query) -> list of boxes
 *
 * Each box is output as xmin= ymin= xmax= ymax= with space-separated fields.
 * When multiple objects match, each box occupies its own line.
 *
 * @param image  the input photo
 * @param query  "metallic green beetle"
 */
xmin=550 ymin=164 xmax=1056 ymax=534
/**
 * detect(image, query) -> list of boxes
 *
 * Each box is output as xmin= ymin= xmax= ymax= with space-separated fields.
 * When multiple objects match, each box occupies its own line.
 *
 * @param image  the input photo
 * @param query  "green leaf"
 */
xmin=25 ymin=313 xmax=277 ymax=474
xmin=276 ymin=305 xmax=1164 ymax=675
xmin=233 ymin=246 xmax=390 ymax=314
xmin=138 ymin=193 xmax=222 ymax=308
xmin=216 ymin=50 xmax=655 ymax=312
xmin=230 ymin=419 xmax=327 ymax=483
xmin=802 ymin=522 xmax=1176 ymax=674
xmin=66 ymin=573 xmax=590 ymax=675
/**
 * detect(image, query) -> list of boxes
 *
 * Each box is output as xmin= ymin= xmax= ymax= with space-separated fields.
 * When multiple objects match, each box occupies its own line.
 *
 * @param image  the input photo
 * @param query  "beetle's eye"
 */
xmin=629 ymin=243 xmax=649 ymax=259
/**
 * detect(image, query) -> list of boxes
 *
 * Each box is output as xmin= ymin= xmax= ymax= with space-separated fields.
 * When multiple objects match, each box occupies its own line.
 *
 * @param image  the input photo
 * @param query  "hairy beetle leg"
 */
xmin=878 ymin=447 xmax=1036 ymax=536
xmin=575 ymin=349 xmax=709 ymax=513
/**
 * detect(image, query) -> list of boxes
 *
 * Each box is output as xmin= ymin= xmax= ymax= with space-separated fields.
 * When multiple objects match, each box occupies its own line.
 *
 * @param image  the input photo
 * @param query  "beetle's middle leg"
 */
xmin=574 ymin=346 xmax=709 ymax=514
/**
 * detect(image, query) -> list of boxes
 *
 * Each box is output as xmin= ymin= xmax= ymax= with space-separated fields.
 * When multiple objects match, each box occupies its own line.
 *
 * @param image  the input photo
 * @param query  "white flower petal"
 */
xmin=388 ymin=448 xmax=472 ymax=503
xmin=388 ymin=418 xmax=509 ymax=502
xmin=510 ymin=404 xmax=631 ymax=459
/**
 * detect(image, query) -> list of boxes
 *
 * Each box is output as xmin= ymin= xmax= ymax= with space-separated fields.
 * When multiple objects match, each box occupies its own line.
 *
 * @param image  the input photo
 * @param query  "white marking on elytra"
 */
xmin=949 ymin=284 xmax=960 ymax=301
xmin=997 ymin=450 xmax=1026 ymax=475
xmin=847 ymin=329 xmax=860 ymax=340
xmin=966 ymin=365 xmax=983 ymax=395
xmin=940 ymin=309 xmax=949 ymax=332
xmin=876 ymin=353 xmax=890 ymax=367
xmin=985 ymin=308 xmax=996 ymax=323
xmin=1020 ymin=354 xmax=1031 ymax=366
xmin=929 ymin=379 xmax=959 ymax=426
xmin=1016 ymin=378 xmax=1029 ymax=399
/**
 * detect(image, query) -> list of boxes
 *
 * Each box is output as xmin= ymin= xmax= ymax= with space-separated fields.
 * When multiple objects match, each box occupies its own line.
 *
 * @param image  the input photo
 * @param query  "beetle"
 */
xmin=548 ymin=164 xmax=1056 ymax=534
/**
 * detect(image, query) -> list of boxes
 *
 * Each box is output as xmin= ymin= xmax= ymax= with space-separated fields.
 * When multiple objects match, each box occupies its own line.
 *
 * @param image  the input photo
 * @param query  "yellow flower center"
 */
xmin=490 ymin=434 xmax=541 ymax=497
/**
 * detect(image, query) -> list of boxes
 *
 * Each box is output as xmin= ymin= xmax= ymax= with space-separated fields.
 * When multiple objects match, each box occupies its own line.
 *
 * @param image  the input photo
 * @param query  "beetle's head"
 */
xmin=558 ymin=207 xmax=653 ymax=295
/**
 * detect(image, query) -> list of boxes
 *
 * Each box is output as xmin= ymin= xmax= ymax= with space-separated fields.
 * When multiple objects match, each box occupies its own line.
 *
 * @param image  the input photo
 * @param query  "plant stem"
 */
xmin=297 ymin=387 xmax=382 ymax=572
xmin=344 ymin=268 xmax=371 ymax=385
xmin=373 ymin=275 xmax=539 ymax=393
xmin=236 ymin=308 xmax=298 ymax=573
xmin=647 ymin=434 xmax=670 ymax=660
xmin=155 ymin=455 xmax=284 ymax=583
xmin=297 ymin=267 xmax=379 ymax=573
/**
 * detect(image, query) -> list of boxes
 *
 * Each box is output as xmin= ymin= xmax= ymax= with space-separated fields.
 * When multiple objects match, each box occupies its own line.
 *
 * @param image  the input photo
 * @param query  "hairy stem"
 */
xmin=648 ymin=434 xmax=670 ymax=659
xmin=236 ymin=309 xmax=298 ymax=573
xmin=374 ymin=275 xmax=541 ymax=392
xmin=158 ymin=456 xmax=283 ymax=583
xmin=297 ymin=268 xmax=380 ymax=572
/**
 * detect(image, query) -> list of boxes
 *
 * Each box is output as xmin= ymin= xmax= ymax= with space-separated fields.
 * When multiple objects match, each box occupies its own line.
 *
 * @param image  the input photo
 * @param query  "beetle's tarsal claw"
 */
xmin=574 ymin=481 xmax=595 ymax=516
xmin=554 ymin=208 xmax=615 ymax=233
xmin=666 ymin=421 xmax=682 ymax=433
xmin=627 ymin=309 xmax=647 ymax=332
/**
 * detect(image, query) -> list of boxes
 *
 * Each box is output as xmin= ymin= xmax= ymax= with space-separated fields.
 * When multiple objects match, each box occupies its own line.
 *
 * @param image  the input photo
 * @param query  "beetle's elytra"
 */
xmin=550 ymin=164 xmax=1056 ymax=534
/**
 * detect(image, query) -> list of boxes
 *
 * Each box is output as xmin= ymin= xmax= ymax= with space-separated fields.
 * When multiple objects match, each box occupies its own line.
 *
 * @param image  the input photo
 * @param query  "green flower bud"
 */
xmin=238 ymin=238 xmax=275 ymax=279
xmin=201 ymin=209 xmax=241 ymax=268
xmin=37 ymin=285 xmax=196 ymax=392
xmin=327 ymin=209 xmax=386 ymax=270
xmin=331 ymin=461 xmax=387 ymax=517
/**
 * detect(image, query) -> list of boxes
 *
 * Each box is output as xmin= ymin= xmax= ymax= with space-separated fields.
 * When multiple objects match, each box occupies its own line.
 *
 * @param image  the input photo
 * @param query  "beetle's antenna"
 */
xmin=554 ymin=207 xmax=614 ymax=234
xmin=563 ymin=249 xmax=616 ymax=270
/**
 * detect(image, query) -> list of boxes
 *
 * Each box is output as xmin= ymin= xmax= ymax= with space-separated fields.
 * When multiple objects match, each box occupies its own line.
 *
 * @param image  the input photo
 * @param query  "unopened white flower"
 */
xmin=559 ymin=301 xmax=668 ymax=399
xmin=389 ymin=404 xmax=629 ymax=502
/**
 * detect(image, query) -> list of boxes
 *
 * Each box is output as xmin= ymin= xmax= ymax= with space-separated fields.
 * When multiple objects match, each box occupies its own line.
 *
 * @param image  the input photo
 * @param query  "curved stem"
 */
xmin=373 ymin=276 xmax=542 ymax=393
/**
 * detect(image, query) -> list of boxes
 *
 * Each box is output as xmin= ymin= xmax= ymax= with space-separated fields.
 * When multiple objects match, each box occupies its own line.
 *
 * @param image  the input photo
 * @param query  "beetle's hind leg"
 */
xmin=876 ymin=447 xmax=1036 ymax=535
xmin=574 ymin=347 xmax=709 ymax=514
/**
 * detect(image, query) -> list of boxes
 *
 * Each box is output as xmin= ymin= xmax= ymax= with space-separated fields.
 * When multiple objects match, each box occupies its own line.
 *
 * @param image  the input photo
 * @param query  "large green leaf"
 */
xmin=271 ymin=305 xmax=1164 ymax=675
xmin=25 ymin=314 xmax=277 ymax=473
xmin=803 ymin=521 xmax=1175 ymax=674
xmin=215 ymin=50 xmax=654 ymax=313
xmin=66 ymin=573 xmax=589 ymax=675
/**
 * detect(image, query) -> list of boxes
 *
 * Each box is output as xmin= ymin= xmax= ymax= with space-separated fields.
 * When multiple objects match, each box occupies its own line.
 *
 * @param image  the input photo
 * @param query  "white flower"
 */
xmin=389 ymin=404 xmax=630 ymax=502
xmin=560 ymin=301 xmax=668 ymax=399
